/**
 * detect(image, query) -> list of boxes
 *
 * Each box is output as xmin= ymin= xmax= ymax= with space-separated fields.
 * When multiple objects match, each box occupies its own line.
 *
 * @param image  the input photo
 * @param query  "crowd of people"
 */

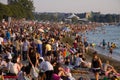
xmin=0 ymin=19 xmax=119 ymax=80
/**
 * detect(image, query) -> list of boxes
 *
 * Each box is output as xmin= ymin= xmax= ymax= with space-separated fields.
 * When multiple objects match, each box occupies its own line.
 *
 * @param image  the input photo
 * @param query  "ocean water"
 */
xmin=84 ymin=25 xmax=120 ymax=61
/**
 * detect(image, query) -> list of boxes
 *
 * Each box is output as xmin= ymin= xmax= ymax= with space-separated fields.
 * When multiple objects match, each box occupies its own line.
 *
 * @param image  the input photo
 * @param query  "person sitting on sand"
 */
xmin=53 ymin=63 xmax=69 ymax=80
xmin=74 ymin=53 xmax=84 ymax=68
xmin=81 ymin=57 xmax=91 ymax=68
xmin=103 ymin=60 xmax=119 ymax=77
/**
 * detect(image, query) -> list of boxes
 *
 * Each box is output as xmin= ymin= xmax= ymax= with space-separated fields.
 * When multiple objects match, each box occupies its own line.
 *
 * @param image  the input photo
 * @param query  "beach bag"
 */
xmin=30 ymin=66 xmax=39 ymax=79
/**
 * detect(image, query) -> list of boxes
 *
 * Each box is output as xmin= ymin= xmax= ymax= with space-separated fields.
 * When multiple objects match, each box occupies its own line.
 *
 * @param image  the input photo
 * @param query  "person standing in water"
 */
xmin=102 ymin=39 xmax=106 ymax=49
xmin=107 ymin=42 xmax=110 ymax=49
xmin=108 ymin=46 xmax=113 ymax=58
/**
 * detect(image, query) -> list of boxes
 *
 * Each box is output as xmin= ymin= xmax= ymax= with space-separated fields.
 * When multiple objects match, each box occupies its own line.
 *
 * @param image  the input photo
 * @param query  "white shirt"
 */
xmin=7 ymin=52 xmax=12 ymax=59
xmin=0 ymin=60 xmax=7 ymax=68
xmin=39 ymin=61 xmax=45 ymax=71
xmin=10 ymin=63 xmax=20 ymax=74
xmin=75 ymin=57 xmax=84 ymax=66
xmin=41 ymin=61 xmax=53 ymax=72
xmin=0 ymin=37 xmax=3 ymax=45
xmin=7 ymin=61 xmax=14 ymax=71
xmin=22 ymin=41 xmax=29 ymax=51
xmin=11 ymin=33 xmax=16 ymax=38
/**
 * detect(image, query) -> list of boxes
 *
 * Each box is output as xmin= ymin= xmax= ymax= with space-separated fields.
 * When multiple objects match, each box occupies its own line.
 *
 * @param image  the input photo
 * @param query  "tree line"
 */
xmin=0 ymin=0 xmax=34 ymax=21
xmin=90 ymin=14 xmax=120 ymax=23
xmin=34 ymin=12 xmax=120 ymax=23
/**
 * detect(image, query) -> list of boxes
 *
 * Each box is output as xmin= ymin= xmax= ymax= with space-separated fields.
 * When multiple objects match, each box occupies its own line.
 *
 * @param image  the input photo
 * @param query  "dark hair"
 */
xmin=0 ymin=55 xmax=2 ymax=58
xmin=0 ymin=69 xmax=2 ymax=75
xmin=21 ymin=66 xmax=26 ymax=72
xmin=65 ymin=61 xmax=69 ymax=66
xmin=79 ymin=55 xmax=83 ymax=58
xmin=93 ymin=51 xmax=98 ymax=55
xmin=39 ymin=59 xmax=43 ymax=63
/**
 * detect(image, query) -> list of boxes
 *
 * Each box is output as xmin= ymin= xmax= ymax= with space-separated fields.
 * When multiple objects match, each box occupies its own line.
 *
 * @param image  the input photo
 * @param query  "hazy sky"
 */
xmin=33 ymin=0 xmax=120 ymax=14
xmin=0 ymin=0 xmax=120 ymax=14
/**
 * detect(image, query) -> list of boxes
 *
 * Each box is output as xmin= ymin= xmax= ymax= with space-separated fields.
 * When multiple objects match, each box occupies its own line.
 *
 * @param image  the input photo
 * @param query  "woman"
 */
xmin=103 ymin=60 xmax=119 ymax=77
xmin=9 ymin=55 xmax=22 ymax=75
xmin=91 ymin=52 xmax=102 ymax=80
xmin=27 ymin=47 xmax=39 ymax=80
xmin=53 ymin=63 xmax=68 ymax=80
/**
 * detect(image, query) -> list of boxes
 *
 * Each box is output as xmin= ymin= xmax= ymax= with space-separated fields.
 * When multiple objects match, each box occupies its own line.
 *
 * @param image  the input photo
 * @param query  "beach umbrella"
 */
xmin=38 ymin=28 xmax=44 ymax=32
xmin=62 ymin=27 xmax=71 ymax=32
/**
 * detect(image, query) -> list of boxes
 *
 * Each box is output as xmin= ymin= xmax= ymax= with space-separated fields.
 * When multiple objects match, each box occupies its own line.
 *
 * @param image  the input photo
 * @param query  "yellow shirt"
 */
xmin=46 ymin=44 xmax=52 ymax=51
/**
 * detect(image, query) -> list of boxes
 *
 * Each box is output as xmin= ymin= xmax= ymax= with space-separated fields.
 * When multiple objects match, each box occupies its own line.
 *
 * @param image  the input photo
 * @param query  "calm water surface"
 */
xmin=84 ymin=25 xmax=120 ymax=61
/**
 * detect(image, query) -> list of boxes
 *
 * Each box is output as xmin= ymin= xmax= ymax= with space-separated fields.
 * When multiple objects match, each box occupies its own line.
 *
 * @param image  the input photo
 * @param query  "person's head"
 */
xmin=51 ymin=60 xmax=57 ymax=67
xmin=93 ymin=51 xmax=98 ymax=59
xmin=44 ymin=56 xmax=50 ymax=61
xmin=79 ymin=54 xmax=83 ymax=58
xmin=39 ymin=57 xmax=44 ymax=63
xmin=4 ymin=56 xmax=11 ymax=63
xmin=76 ymin=53 xmax=79 ymax=57
xmin=106 ymin=60 xmax=109 ymax=64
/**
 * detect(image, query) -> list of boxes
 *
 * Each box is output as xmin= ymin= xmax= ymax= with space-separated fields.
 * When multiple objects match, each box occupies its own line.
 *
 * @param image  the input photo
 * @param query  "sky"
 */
xmin=0 ymin=0 xmax=120 ymax=14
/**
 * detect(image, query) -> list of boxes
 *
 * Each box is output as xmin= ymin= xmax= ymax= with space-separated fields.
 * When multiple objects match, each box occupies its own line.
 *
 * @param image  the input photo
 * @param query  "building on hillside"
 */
xmin=65 ymin=13 xmax=88 ymax=23
xmin=67 ymin=13 xmax=80 ymax=20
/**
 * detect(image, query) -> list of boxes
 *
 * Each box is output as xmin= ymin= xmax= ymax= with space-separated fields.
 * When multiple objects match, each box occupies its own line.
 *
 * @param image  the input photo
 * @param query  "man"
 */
xmin=0 ymin=36 xmax=3 ymax=54
xmin=40 ymin=57 xmax=54 ymax=80
xmin=22 ymin=38 xmax=29 ymax=61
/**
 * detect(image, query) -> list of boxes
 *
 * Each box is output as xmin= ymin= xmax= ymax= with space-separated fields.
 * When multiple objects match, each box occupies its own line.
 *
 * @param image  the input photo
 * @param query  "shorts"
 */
xmin=53 ymin=51 xmax=58 ymax=57
xmin=92 ymin=68 xmax=101 ymax=73
xmin=47 ymin=51 xmax=52 ymax=56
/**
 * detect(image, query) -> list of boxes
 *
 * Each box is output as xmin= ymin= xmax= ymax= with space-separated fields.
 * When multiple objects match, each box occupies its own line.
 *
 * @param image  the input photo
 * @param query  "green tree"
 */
xmin=0 ymin=3 xmax=12 ymax=20
xmin=0 ymin=0 xmax=34 ymax=20
xmin=18 ymin=0 xmax=34 ymax=19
